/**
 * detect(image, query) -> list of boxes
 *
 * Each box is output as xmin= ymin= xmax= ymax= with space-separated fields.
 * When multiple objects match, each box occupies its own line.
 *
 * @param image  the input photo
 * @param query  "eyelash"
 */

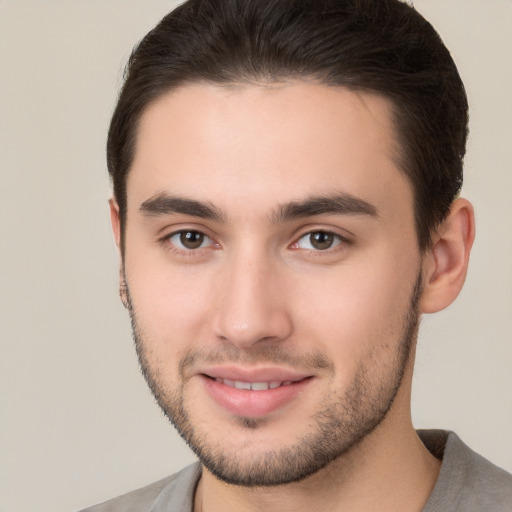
xmin=158 ymin=229 xmax=350 ymax=256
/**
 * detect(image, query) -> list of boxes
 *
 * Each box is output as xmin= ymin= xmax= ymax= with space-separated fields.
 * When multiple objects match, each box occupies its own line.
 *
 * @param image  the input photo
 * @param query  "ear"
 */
xmin=109 ymin=198 xmax=129 ymax=309
xmin=420 ymin=198 xmax=475 ymax=314
xmin=109 ymin=198 xmax=122 ymax=250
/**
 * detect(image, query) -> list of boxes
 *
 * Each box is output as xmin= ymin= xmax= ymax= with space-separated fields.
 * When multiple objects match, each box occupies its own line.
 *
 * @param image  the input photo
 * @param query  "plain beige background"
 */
xmin=0 ymin=1 xmax=511 ymax=511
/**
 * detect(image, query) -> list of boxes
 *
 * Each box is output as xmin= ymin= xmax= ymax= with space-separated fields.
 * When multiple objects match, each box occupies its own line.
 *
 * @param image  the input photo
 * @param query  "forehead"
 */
xmin=128 ymin=81 xmax=411 ymax=220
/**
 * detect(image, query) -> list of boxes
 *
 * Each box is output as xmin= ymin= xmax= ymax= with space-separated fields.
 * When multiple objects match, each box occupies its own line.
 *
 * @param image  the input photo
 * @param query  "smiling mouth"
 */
xmin=211 ymin=377 xmax=299 ymax=391
xmin=201 ymin=373 xmax=313 ymax=417
xmin=203 ymin=374 xmax=311 ymax=391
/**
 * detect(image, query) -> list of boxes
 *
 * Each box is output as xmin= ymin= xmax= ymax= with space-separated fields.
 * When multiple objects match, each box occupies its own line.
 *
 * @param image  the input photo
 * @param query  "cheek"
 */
xmin=125 ymin=258 xmax=215 ymax=358
xmin=292 ymin=257 xmax=417 ymax=364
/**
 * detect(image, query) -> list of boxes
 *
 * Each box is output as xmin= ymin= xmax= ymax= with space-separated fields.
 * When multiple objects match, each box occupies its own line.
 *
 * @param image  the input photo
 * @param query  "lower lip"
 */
xmin=201 ymin=376 xmax=312 ymax=418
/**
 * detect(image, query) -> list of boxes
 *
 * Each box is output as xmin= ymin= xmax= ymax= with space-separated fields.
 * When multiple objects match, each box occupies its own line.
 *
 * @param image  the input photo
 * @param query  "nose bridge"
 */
xmin=213 ymin=243 xmax=292 ymax=347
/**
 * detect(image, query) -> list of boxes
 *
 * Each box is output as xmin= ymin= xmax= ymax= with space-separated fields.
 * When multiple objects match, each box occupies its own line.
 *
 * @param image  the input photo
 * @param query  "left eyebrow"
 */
xmin=271 ymin=193 xmax=378 ymax=223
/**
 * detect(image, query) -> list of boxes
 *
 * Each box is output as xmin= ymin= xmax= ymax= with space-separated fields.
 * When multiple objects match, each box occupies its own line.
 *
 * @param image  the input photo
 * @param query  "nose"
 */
xmin=212 ymin=249 xmax=293 ymax=349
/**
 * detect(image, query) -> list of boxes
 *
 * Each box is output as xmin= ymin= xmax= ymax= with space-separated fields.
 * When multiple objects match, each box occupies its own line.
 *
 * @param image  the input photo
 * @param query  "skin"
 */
xmin=110 ymin=82 xmax=475 ymax=511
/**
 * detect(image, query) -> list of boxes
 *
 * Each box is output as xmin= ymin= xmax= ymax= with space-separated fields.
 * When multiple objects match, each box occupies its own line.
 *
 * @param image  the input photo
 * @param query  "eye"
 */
xmin=295 ymin=231 xmax=343 ymax=251
xmin=167 ymin=230 xmax=213 ymax=250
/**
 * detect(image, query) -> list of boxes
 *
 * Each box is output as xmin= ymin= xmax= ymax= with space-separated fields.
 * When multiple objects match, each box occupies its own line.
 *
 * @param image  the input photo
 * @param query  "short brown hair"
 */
xmin=108 ymin=0 xmax=468 ymax=251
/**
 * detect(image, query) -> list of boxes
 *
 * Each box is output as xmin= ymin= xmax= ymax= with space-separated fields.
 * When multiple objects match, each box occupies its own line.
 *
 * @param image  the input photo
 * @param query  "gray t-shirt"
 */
xmin=79 ymin=430 xmax=512 ymax=511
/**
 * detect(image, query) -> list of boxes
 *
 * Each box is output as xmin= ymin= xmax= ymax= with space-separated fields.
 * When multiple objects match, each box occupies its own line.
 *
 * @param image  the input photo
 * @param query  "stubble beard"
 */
xmin=126 ymin=272 xmax=422 ymax=487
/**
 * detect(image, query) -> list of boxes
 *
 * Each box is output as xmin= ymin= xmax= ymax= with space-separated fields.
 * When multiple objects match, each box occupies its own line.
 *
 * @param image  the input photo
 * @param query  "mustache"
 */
xmin=178 ymin=345 xmax=335 ymax=380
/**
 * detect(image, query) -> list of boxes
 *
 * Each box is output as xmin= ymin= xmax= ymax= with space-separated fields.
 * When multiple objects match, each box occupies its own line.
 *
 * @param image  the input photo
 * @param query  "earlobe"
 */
xmin=420 ymin=198 xmax=475 ymax=314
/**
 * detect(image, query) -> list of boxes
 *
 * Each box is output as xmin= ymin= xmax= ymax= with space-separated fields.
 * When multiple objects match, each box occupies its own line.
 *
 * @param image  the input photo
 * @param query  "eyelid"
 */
xmin=156 ymin=221 xmax=216 ymax=242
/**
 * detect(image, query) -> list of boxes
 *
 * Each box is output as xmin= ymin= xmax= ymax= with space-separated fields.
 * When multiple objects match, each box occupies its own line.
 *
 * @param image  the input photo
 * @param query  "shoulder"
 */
xmin=420 ymin=430 xmax=512 ymax=511
xmin=77 ymin=463 xmax=202 ymax=512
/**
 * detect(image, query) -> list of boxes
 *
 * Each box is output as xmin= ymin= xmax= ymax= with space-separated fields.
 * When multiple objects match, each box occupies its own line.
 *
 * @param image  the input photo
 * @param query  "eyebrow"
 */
xmin=140 ymin=193 xmax=224 ymax=222
xmin=271 ymin=194 xmax=378 ymax=223
xmin=139 ymin=192 xmax=378 ymax=223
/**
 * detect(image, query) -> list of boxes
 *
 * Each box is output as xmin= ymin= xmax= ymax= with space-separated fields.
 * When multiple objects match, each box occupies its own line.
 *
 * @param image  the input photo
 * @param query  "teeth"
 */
xmin=250 ymin=382 xmax=269 ymax=391
xmin=215 ymin=378 xmax=293 ymax=391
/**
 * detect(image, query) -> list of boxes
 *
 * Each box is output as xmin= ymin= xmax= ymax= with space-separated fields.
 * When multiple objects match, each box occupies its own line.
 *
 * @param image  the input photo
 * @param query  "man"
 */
xmin=82 ymin=0 xmax=512 ymax=510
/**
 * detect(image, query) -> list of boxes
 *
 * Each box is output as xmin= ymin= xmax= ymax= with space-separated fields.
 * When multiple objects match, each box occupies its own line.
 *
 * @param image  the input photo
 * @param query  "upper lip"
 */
xmin=198 ymin=366 xmax=312 ymax=383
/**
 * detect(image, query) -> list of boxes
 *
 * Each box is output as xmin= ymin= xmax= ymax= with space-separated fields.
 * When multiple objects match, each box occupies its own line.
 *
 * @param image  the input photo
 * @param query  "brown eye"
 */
xmin=310 ymin=232 xmax=334 ymax=250
xmin=296 ymin=231 xmax=342 ymax=251
xmin=169 ymin=230 xmax=208 ymax=250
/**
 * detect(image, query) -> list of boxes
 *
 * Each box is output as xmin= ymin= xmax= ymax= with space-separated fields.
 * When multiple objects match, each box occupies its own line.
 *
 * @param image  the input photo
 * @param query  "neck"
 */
xmin=194 ymin=421 xmax=440 ymax=512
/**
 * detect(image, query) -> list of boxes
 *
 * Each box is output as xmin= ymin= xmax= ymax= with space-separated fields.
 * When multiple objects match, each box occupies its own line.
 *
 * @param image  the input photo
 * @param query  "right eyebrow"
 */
xmin=139 ymin=193 xmax=225 ymax=222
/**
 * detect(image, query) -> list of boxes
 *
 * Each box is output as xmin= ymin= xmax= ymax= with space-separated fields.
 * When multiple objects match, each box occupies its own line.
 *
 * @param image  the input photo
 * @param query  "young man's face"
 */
xmin=117 ymin=82 xmax=424 ymax=485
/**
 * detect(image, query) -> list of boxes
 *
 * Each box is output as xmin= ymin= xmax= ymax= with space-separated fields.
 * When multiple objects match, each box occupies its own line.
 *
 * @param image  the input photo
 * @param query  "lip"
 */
xmin=200 ymin=365 xmax=311 ymax=383
xmin=198 ymin=366 xmax=314 ymax=418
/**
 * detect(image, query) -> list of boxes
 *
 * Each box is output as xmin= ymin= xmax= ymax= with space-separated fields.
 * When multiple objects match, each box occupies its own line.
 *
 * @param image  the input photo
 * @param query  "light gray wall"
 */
xmin=0 ymin=1 xmax=510 ymax=511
